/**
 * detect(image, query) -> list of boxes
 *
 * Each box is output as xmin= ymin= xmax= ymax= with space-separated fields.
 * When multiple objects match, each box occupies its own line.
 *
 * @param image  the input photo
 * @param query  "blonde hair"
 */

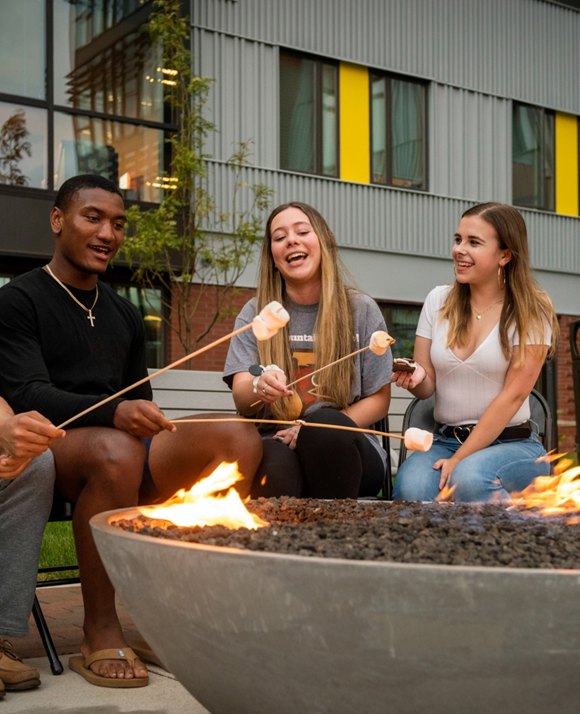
xmin=256 ymin=202 xmax=356 ymax=419
xmin=441 ymin=202 xmax=558 ymax=363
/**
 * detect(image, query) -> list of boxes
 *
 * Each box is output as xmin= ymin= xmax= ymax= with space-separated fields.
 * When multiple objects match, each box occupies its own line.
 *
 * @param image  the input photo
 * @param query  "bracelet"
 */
xmin=252 ymin=375 xmax=261 ymax=394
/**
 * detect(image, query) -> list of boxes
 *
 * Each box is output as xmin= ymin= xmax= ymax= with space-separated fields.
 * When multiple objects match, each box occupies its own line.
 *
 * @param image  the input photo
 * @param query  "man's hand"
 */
xmin=113 ymin=400 xmax=176 ymax=438
xmin=0 ymin=411 xmax=65 ymax=480
xmin=0 ymin=411 xmax=65 ymax=459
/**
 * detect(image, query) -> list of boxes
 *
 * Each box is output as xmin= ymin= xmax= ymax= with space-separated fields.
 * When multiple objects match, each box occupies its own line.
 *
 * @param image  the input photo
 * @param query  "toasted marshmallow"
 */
xmin=284 ymin=390 xmax=303 ymax=420
xmin=369 ymin=330 xmax=394 ymax=355
xmin=261 ymin=301 xmax=290 ymax=330
xmin=252 ymin=315 xmax=277 ymax=341
xmin=404 ymin=427 xmax=433 ymax=452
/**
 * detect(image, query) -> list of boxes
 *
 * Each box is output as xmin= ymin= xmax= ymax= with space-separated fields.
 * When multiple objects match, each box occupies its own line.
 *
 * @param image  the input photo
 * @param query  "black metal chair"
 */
xmin=397 ymin=388 xmax=553 ymax=469
xmin=372 ymin=415 xmax=392 ymax=499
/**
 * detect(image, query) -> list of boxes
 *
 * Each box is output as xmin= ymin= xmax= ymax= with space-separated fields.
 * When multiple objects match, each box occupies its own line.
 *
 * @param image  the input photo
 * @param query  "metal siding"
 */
xmin=194 ymin=0 xmax=580 ymax=312
xmin=430 ymin=85 xmax=511 ymax=201
xmin=206 ymin=161 xmax=580 ymax=275
xmin=193 ymin=0 xmax=580 ymax=114
xmin=193 ymin=29 xmax=277 ymax=165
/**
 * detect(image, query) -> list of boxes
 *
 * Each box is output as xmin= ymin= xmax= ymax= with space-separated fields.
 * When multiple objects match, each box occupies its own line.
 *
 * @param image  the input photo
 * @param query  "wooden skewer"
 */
xmin=57 ymin=322 xmax=256 ymax=429
xmin=250 ymin=339 xmax=392 ymax=409
xmin=170 ymin=416 xmax=406 ymax=442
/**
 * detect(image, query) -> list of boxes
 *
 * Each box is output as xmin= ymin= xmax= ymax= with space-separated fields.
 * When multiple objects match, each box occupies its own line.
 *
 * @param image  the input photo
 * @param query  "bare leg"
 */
xmin=148 ymin=414 xmax=263 ymax=500
xmin=51 ymin=428 xmax=148 ymax=682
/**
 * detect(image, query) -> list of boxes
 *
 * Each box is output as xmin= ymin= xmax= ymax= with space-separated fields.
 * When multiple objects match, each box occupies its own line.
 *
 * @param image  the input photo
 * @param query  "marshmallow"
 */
xmin=403 ymin=427 xmax=433 ymax=452
xmin=284 ymin=389 xmax=303 ymax=420
xmin=260 ymin=301 xmax=290 ymax=330
xmin=369 ymin=330 xmax=394 ymax=355
xmin=252 ymin=315 xmax=277 ymax=341
xmin=251 ymin=301 xmax=290 ymax=341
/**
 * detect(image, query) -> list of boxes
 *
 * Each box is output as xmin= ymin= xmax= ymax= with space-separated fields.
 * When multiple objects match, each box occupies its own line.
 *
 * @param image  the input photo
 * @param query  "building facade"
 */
xmin=0 ymin=0 xmax=578 ymax=448
xmin=192 ymin=0 xmax=580 ymax=449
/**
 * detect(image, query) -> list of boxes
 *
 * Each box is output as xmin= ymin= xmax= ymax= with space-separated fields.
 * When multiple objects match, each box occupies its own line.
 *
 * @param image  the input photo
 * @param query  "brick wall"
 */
xmin=167 ymin=285 xmax=256 ymax=370
xmin=557 ymin=315 xmax=580 ymax=453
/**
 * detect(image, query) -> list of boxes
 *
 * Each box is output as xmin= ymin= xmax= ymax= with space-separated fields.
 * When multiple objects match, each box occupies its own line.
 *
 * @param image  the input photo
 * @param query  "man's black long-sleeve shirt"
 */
xmin=0 ymin=267 xmax=152 ymax=427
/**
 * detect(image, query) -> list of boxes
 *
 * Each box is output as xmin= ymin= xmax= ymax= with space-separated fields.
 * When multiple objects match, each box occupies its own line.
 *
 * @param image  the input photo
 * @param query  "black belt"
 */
xmin=437 ymin=421 xmax=532 ymax=444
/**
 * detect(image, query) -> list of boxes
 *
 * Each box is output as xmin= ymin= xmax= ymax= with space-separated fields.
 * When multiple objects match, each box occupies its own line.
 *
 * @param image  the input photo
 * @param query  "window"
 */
xmin=0 ymin=103 xmax=47 ymax=188
xmin=513 ymin=103 xmax=555 ymax=211
xmin=280 ymin=51 xmax=338 ymax=177
xmin=54 ymin=0 xmax=164 ymax=123
xmin=54 ymin=112 xmax=164 ymax=202
xmin=112 ymin=284 xmax=165 ymax=368
xmin=0 ymin=0 xmax=172 ymax=197
xmin=371 ymin=74 xmax=427 ymax=189
xmin=0 ymin=0 xmax=45 ymax=100
xmin=379 ymin=304 xmax=422 ymax=359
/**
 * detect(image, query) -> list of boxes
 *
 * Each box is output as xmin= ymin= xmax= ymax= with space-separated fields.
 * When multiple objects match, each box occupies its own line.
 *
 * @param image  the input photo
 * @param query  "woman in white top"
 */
xmin=392 ymin=202 xmax=558 ymax=502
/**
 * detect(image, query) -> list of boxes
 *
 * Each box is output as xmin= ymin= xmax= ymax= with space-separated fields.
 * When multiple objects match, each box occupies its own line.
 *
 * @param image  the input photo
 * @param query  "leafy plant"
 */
xmin=123 ymin=0 xmax=272 ymax=355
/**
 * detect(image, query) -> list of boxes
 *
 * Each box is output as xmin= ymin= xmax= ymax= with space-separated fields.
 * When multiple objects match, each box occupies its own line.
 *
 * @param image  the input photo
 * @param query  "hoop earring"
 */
xmin=497 ymin=265 xmax=506 ymax=289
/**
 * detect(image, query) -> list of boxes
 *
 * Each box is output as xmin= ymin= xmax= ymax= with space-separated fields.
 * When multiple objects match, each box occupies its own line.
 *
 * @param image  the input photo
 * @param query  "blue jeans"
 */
xmin=393 ymin=432 xmax=549 ymax=503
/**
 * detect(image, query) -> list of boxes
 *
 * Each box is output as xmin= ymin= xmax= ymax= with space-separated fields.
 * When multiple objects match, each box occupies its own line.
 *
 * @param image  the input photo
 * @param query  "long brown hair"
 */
xmin=256 ymin=202 xmax=356 ymax=418
xmin=441 ymin=202 xmax=558 ymax=363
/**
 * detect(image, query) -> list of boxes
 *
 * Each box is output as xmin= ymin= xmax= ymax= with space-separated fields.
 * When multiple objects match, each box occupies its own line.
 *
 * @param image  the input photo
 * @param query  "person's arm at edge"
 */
xmin=342 ymin=384 xmax=391 ymax=428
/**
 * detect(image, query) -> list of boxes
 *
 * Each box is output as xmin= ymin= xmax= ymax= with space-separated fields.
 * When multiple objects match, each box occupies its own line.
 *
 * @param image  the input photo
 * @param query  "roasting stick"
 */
xmin=169 ymin=416 xmax=434 ymax=451
xmin=57 ymin=301 xmax=290 ymax=429
xmin=249 ymin=330 xmax=395 ymax=409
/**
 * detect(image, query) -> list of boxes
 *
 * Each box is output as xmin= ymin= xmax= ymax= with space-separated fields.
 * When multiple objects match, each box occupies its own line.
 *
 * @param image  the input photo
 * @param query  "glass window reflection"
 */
xmin=54 ymin=0 xmax=164 ymax=122
xmin=0 ymin=0 xmax=45 ymax=99
xmin=112 ymin=284 xmax=164 ymax=368
xmin=54 ymin=112 xmax=163 ymax=202
xmin=0 ymin=103 xmax=47 ymax=188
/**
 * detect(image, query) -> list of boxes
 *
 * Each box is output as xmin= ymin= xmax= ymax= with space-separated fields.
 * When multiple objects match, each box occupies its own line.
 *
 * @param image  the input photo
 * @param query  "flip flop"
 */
xmin=68 ymin=647 xmax=149 ymax=688
xmin=128 ymin=637 xmax=166 ymax=669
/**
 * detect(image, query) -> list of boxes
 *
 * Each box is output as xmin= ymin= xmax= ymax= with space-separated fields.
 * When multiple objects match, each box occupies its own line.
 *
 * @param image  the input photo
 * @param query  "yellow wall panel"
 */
xmin=339 ymin=63 xmax=370 ymax=183
xmin=555 ymin=112 xmax=579 ymax=217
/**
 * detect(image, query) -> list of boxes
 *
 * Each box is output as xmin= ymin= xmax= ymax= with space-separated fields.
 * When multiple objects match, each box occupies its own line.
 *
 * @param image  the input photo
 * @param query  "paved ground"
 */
xmin=5 ymin=584 xmax=209 ymax=713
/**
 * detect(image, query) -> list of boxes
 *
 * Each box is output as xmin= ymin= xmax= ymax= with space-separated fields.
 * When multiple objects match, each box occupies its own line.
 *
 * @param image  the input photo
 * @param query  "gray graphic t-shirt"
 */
xmin=223 ymin=291 xmax=393 ymax=463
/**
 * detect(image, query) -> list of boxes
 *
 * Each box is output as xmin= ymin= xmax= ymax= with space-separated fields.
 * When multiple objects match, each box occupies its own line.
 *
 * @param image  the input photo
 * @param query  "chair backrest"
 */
xmin=397 ymin=388 xmax=553 ymax=468
xmin=371 ymin=415 xmax=393 ymax=499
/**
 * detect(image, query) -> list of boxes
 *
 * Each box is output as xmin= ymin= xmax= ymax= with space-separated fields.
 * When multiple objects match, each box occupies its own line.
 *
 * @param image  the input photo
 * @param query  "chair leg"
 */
xmin=32 ymin=594 xmax=64 ymax=675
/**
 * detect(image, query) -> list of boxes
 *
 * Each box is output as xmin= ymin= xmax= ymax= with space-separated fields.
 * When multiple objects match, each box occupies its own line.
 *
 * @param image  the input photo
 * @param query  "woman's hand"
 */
xmin=273 ymin=425 xmax=300 ymax=449
xmin=255 ymin=368 xmax=292 ymax=405
xmin=433 ymin=454 xmax=461 ymax=492
xmin=0 ymin=454 xmax=32 ymax=480
xmin=391 ymin=362 xmax=427 ymax=390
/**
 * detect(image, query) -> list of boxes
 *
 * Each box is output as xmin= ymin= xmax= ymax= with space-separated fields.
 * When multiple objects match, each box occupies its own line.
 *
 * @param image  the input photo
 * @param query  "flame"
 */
xmin=436 ymin=484 xmax=456 ymax=502
xmin=139 ymin=462 xmax=268 ymax=530
xmin=510 ymin=452 xmax=580 ymax=521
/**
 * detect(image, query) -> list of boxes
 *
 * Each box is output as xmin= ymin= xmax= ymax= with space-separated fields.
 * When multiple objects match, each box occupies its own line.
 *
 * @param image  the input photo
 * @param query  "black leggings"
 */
xmin=251 ymin=408 xmax=386 ymax=499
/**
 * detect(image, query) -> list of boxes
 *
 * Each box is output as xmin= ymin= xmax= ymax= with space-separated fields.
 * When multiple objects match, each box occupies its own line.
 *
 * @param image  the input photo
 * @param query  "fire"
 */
xmin=139 ymin=461 xmax=268 ymax=530
xmin=510 ymin=452 xmax=580 ymax=522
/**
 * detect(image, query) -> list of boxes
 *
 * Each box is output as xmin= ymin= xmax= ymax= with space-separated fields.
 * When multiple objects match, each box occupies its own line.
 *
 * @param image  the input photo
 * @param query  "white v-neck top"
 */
xmin=416 ymin=285 xmax=551 ymax=426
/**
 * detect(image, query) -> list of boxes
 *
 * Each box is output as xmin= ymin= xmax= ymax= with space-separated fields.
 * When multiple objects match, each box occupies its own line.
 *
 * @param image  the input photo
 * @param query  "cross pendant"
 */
xmin=87 ymin=311 xmax=96 ymax=327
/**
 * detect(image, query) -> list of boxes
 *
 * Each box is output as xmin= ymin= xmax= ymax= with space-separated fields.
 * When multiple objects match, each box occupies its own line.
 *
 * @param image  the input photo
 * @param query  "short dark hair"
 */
xmin=54 ymin=174 xmax=123 ymax=212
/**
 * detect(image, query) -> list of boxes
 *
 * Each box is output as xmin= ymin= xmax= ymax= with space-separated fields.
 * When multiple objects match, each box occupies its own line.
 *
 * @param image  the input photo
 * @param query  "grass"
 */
xmin=38 ymin=521 xmax=78 ymax=582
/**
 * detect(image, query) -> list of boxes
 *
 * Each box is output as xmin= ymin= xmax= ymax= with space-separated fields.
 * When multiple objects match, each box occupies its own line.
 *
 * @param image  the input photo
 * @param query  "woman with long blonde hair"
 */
xmin=224 ymin=202 xmax=393 ymax=497
xmin=393 ymin=202 xmax=558 ymax=502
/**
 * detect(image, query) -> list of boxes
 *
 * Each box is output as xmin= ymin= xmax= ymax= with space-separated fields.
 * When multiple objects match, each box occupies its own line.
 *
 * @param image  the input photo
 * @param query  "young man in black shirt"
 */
xmin=0 ymin=175 xmax=262 ymax=688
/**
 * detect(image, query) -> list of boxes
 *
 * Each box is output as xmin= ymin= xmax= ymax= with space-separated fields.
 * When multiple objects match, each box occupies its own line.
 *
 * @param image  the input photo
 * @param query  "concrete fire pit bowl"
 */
xmin=91 ymin=508 xmax=580 ymax=714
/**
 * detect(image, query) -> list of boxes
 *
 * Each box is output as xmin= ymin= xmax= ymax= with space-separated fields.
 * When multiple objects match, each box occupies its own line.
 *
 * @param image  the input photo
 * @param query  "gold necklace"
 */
xmin=44 ymin=265 xmax=99 ymax=327
xmin=471 ymin=298 xmax=503 ymax=321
